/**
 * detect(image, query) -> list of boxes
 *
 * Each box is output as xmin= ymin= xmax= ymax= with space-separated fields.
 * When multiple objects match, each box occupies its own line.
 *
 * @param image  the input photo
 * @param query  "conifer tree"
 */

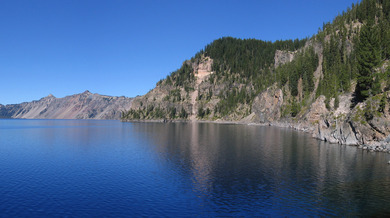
xmin=355 ymin=21 xmax=381 ymax=101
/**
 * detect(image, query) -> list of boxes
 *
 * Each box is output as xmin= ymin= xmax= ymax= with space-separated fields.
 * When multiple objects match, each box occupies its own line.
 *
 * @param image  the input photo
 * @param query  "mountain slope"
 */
xmin=122 ymin=0 xmax=390 ymax=151
xmin=122 ymin=38 xmax=307 ymax=121
xmin=0 ymin=91 xmax=133 ymax=120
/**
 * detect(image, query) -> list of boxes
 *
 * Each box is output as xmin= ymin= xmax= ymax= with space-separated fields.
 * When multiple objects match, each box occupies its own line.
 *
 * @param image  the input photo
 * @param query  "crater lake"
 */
xmin=1 ymin=119 xmax=390 ymax=217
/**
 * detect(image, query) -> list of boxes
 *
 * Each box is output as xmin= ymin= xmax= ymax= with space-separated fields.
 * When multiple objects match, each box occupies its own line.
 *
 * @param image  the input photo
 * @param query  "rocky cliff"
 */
xmin=0 ymin=91 xmax=133 ymax=120
xmin=121 ymin=0 xmax=390 ymax=152
xmin=251 ymin=87 xmax=390 ymax=153
xmin=274 ymin=50 xmax=296 ymax=68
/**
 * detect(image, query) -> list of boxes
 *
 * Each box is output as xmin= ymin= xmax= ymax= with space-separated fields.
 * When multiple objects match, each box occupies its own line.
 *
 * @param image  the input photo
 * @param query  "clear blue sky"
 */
xmin=0 ymin=0 xmax=359 ymax=104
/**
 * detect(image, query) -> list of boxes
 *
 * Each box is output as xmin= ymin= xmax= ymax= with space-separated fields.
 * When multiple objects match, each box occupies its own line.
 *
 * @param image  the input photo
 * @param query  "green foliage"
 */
xmin=317 ymin=32 xmax=356 ymax=100
xmin=317 ymin=0 xmax=389 ymax=39
xmin=282 ymin=99 xmax=301 ymax=117
xmin=197 ymin=107 xmax=205 ymax=119
xmin=168 ymin=107 xmax=176 ymax=119
xmin=384 ymin=68 xmax=390 ymax=90
xmin=291 ymin=100 xmax=301 ymax=117
xmin=197 ymin=105 xmax=211 ymax=119
xmin=179 ymin=107 xmax=188 ymax=119
xmin=196 ymin=37 xmax=308 ymax=101
xmin=201 ymin=37 xmax=306 ymax=78
xmin=184 ymin=85 xmax=194 ymax=93
xmin=314 ymin=0 xmax=390 ymax=105
xmin=276 ymin=47 xmax=318 ymax=97
xmin=372 ymin=75 xmax=381 ymax=96
xmin=325 ymin=97 xmax=331 ymax=110
xmin=364 ymin=99 xmax=375 ymax=120
xmin=355 ymin=21 xmax=381 ymax=101
xmin=379 ymin=94 xmax=386 ymax=113
xmin=121 ymin=104 xmax=169 ymax=120
xmin=352 ymin=106 xmax=366 ymax=124
xmin=334 ymin=95 xmax=340 ymax=110
xmin=121 ymin=103 xmax=190 ymax=121
xmin=358 ymin=94 xmax=387 ymax=122
xmin=214 ymin=87 xmax=251 ymax=116
xmin=165 ymin=62 xmax=194 ymax=87
xmin=164 ymin=89 xmax=182 ymax=102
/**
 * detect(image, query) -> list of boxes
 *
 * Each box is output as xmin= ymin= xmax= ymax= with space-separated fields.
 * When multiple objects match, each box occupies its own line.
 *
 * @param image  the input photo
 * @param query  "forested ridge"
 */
xmin=122 ymin=0 xmax=390 ymax=123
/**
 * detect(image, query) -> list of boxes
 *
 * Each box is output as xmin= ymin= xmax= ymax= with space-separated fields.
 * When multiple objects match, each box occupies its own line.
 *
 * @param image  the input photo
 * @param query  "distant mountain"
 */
xmin=0 ymin=91 xmax=133 ymax=120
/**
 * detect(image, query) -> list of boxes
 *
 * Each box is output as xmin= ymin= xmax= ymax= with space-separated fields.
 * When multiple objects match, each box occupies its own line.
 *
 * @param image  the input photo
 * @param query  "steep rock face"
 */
xmin=308 ymin=95 xmax=390 ymax=151
xmin=249 ymin=88 xmax=390 ymax=151
xmin=128 ymin=57 xmax=218 ymax=121
xmin=274 ymin=50 xmax=296 ymax=67
xmin=308 ymin=94 xmax=390 ymax=148
xmin=307 ymin=94 xmax=359 ymax=145
xmin=192 ymin=56 xmax=213 ymax=73
xmin=0 ymin=91 xmax=133 ymax=120
xmin=305 ymin=95 xmax=328 ymax=124
xmin=252 ymin=86 xmax=283 ymax=123
xmin=189 ymin=57 xmax=214 ymax=120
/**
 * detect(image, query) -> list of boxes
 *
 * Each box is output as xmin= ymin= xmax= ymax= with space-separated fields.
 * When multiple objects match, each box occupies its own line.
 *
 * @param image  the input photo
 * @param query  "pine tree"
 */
xmin=355 ymin=21 xmax=381 ymax=101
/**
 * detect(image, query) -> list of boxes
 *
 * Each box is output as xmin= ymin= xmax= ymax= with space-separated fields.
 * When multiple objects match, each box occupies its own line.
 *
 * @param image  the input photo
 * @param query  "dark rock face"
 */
xmin=0 ymin=91 xmax=133 ymax=120
xmin=0 ymin=104 xmax=21 ymax=118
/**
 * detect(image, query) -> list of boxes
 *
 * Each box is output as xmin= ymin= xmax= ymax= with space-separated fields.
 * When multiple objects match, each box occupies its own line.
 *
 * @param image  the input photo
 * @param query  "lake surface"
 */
xmin=1 ymin=119 xmax=390 ymax=217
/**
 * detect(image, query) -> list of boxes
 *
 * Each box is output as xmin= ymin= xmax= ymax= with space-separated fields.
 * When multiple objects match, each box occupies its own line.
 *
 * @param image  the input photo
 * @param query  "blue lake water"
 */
xmin=1 ymin=119 xmax=390 ymax=217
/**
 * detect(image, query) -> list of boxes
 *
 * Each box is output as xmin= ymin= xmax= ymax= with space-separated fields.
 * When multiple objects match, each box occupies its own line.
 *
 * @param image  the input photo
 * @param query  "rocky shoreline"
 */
xmin=123 ymin=118 xmax=390 ymax=155
xmin=122 ymin=87 xmax=390 ymax=156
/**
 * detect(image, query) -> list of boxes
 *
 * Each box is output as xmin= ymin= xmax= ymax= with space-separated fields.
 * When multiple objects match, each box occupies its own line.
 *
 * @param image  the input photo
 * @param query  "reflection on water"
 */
xmin=129 ymin=122 xmax=390 ymax=216
xmin=1 ymin=120 xmax=390 ymax=217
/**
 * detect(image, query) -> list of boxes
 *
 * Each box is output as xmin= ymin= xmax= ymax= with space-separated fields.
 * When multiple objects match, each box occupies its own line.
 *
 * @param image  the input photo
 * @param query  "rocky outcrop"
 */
xmin=127 ymin=56 xmax=223 ymax=121
xmin=0 ymin=91 xmax=133 ymax=120
xmin=305 ymin=95 xmax=328 ymax=124
xmin=308 ymin=94 xmax=359 ymax=145
xmin=274 ymin=50 xmax=296 ymax=67
xmin=314 ymin=117 xmax=360 ymax=145
xmin=248 ymin=87 xmax=390 ymax=153
xmin=252 ymin=86 xmax=283 ymax=123
xmin=192 ymin=56 xmax=213 ymax=73
xmin=310 ymin=94 xmax=390 ymax=148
